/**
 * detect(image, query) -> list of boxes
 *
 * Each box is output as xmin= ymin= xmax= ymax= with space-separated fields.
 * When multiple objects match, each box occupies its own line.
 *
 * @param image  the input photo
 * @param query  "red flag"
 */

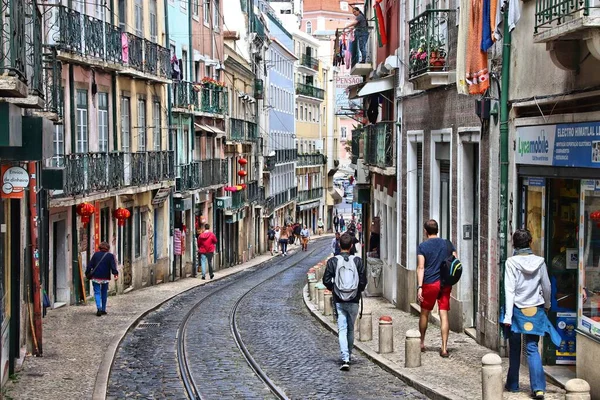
xmin=374 ymin=1 xmax=388 ymax=46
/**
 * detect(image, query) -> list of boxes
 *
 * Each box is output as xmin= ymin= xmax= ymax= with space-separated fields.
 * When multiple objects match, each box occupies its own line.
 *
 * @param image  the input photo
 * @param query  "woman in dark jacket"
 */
xmin=86 ymin=242 xmax=119 ymax=316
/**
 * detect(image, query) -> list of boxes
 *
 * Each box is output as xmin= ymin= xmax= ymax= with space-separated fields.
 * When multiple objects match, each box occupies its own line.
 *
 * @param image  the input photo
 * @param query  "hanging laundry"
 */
xmin=465 ymin=0 xmax=490 ymax=95
xmin=174 ymin=228 xmax=182 ymax=256
xmin=493 ymin=0 xmax=521 ymax=40
xmin=171 ymin=54 xmax=180 ymax=80
xmin=456 ymin=0 xmax=471 ymax=95
xmin=490 ymin=0 xmax=499 ymax=42
xmin=481 ymin=0 xmax=493 ymax=51
xmin=345 ymin=31 xmax=353 ymax=69
xmin=121 ymin=32 xmax=129 ymax=64
xmin=373 ymin=0 xmax=388 ymax=47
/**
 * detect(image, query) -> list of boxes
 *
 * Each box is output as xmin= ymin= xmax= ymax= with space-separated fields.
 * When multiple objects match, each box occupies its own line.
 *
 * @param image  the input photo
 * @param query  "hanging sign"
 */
xmin=1 ymin=165 xmax=29 ymax=199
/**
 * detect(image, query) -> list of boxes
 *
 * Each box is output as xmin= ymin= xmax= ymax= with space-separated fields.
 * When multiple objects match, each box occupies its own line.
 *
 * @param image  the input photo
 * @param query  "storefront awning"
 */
xmin=297 ymin=200 xmax=320 ymax=211
xmin=194 ymin=123 xmax=213 ymax=133
xmin=357 ymin=75 xmax=394 ymax=98
xmin=208 ymin=126 xmax=226 ymax=136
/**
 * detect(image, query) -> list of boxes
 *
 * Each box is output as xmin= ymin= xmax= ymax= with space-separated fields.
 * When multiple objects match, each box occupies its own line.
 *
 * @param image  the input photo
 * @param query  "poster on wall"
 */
xmin=555 ymin=312 xmax=577 ymax=364
xmin=516 ymin=122 xmax=600 ymax=167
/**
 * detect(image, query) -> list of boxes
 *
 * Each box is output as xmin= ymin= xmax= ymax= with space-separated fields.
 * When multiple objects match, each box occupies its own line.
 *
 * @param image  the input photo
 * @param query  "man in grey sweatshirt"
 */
xmin=503 ymin=229 xmax=552 ymax=400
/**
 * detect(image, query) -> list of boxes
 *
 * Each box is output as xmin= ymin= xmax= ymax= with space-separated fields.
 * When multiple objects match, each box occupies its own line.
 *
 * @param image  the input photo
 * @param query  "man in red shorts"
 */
xmin=417 ymin=219 xmax=456 ymax=358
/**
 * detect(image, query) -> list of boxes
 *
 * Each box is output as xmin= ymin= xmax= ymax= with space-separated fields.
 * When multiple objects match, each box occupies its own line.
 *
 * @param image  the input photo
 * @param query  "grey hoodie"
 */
xmin=502 ymin=254 xmax=551 ymax=325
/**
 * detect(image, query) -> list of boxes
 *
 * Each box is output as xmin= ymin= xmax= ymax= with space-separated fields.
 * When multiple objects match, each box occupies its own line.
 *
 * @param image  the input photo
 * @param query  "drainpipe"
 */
xmin=188 ymin=0 xmax=197 ymax=277
xmin=498 ymin=13 xmax=511 ymax=354
xmin=165 ymin=0 xmax=175 ymax=282
xmin=111 ymin=0 xmax=118 ymax=151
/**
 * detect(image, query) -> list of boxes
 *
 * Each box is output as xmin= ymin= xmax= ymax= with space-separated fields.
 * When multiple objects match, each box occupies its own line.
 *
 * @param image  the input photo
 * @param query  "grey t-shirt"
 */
xmin=355 ymin=13 xmax=368 ymax=32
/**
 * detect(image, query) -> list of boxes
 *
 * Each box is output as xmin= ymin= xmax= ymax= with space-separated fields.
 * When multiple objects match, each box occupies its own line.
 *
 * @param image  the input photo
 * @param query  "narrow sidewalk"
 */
xmin=4 ymin=238 xmax=317 ymax=400
xmin=304 ymin=287 xmax=566 ymax=400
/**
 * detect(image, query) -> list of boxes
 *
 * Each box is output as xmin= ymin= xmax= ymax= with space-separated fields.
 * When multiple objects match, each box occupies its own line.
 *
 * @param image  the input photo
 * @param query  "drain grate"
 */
xmin=136 ymin=321 xmax=161 ymax=328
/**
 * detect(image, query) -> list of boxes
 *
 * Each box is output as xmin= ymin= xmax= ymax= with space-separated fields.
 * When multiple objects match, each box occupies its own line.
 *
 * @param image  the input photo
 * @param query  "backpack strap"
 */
xmin=446 ymin=239 xmax=453 ymax=257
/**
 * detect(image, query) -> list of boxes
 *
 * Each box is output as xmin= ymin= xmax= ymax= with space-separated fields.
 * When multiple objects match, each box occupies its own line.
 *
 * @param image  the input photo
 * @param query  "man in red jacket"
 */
xmin=197 ymin=224 xmax=218 ymax=279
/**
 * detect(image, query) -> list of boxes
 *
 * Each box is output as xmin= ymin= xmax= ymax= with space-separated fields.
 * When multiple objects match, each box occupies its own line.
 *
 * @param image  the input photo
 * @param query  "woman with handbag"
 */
xmin=279 ymin=224 xmax=290 ymax=256
xmin=86 ymin=242 xmax=119 ymax=316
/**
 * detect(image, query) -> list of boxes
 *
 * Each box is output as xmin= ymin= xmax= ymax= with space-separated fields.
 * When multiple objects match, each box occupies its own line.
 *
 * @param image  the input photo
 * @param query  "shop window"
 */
xmin=134 ymin=207 xmax=141 ymax=258
xmin=581 ymin=183 xmax=600 ymax=332
xmin=98 ymin=93 xmax=109 ymax=152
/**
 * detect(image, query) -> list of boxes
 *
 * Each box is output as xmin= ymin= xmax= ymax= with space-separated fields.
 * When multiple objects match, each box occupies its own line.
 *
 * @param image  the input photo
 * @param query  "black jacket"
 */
xmin=323 ymin=253 xmax=367 ymax=303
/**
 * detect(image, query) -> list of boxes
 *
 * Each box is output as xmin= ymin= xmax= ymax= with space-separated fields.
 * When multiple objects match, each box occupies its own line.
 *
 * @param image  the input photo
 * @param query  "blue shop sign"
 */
xmin=516 ymin=122 xmax=600 ymax=168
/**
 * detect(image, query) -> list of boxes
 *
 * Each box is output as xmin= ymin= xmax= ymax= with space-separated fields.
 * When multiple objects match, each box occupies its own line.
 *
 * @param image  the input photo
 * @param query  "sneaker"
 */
xmin=340 ymin=361 xmax=350 ymax=371
xmin=201 ymin=276 xmax=206 ymax=280
xmin=101 ymin=311 xmax=107 ymax=315
xmin=96 ymin=310 xmax=102 ymax=317
xmin=210 ymin=274 xmax=214 ymax=279
xmin=532 ymin=391 xmax=544 ymax=399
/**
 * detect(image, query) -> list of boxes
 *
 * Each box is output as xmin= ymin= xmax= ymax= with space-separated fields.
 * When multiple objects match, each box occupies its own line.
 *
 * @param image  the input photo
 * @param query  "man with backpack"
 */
xmin=323 ymin=233 xmax=367 ymax=371
xmin=417 ymin=219 xmax=458 ymax=358
xmin=267 ymin=226 xmax=276 ymax=255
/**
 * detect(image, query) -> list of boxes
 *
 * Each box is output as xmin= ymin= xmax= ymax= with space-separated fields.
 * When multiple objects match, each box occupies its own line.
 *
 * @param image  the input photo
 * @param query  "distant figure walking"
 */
xmin=86 ymin=242 xmax=119 ymax=316
xmin=197 ymin=224 xmax=218 ymax=280
xmin=274 ymin=226 xmax=281 ymax=254
xmin=331 ymin=232 xmax=341 ymax=256
xmin=333 ymin=214 xmax=340 ymax=233
xmin=267 ymin=226 xmax=276 ymax=255
xmin=317 ymin=218 xmax=324 ymax=235
xmin=279 ymin=224 xmax=290 ymax=256
xmin=339 ymin=215 xmax=346 ymax=232
xmin=301 ymin=225 xmax=310 ymax=251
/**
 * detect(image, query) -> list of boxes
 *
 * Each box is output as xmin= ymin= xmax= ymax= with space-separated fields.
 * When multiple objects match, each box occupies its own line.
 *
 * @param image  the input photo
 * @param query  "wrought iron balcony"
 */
xmin=25 ymin=0 xmax=43 ymax=97
xmin=42 ymin=46 xmax=63 ymax=120
xmin=0 ymin=0 xmax=27 ymax=93
xmin=230 ymin=190 xmax=247 ymax=210
xmin=229 ymin=118 xmax=246 ymax=141
xmin=49 ymin=5 xmax=169 ymax=79
xmin=172 ymin=80 xmax=197 ymax=110
xmin=275 ymin=148 xmax=297 ymax=164
xmin=300 ymin=54 xmax=319 ymax=71
xmin=177 ymin=159 xmax=228 ymax=192
xmin=296 ymin=82 xmax=325 ymax=100
xmin=264 ymin=195 xmax=275 ymax=215
xmin=351 ymin=127 xmax=363 ymax=165
xmin=535 ymin=0 xmax=590 ymax=33
xmin=363 ymin=121 xmax=394 ymax=168
xmin=247 ymin=121 xmax=259 ymax=140
xmin=408 ymin=10 xmax=453 ymax=79
xmin=297 ymin=187 xmax=323 ymax=203
xmin=200 ymin=84 xmax=227 ymax=115
xmin=290 ymin=186 xmax=298 ymax=200
xmin=297 ymin=153 xmax=326 ymax=167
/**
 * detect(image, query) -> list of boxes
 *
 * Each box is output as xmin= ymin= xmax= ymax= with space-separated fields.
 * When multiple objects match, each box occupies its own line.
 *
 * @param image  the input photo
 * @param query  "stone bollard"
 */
xmin=565 ymin=379 xmax=591 ymax=400
xmin=307 ymin=268 xmax=316 ymax=283
xmin=378 ymin=316 xmax=393 ymax=353
xmin=481 ymin=353 xmax=503 ymax=400
xmin=323 ymin=290 xmax=333 ymax=316
xmin=308 ymin=279 xmax=317 ymax=302
xmin=359 ymin=311 xmax=372 ymax=341
xmin=405 ymin=329 xmax=422 ymax=368
xmin=316 ymin=283 xmax=326 ymax=310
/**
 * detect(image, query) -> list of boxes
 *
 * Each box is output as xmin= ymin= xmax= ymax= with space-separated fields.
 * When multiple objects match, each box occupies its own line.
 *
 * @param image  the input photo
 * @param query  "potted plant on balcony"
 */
xmin=428 ymin=35 xmax=446 ymax=69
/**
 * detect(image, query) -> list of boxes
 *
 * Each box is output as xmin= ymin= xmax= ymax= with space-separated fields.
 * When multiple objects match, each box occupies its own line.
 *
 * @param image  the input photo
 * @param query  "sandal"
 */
xmin=439 ymin=350 xmax=449 ymax=358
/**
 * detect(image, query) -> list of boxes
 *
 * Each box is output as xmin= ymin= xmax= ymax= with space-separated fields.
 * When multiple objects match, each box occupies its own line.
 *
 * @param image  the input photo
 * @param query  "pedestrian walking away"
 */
xmin=279 ymin=224 xmax=290 ymax=256
xmin=357 ymin=222 xmax=363 ymax=243
xmin=339 ymin=215 xmax=346 ymax=232
xmin=293 ymin=222 xmax=302 ymax=245
xmin=331 ymin=232 xmax=341 ymax=256
xmin=323 ymin=233 xmax=367 ymax=371
xmin=274 ymin=226 xmax=281 ymax=254
xmin=333 ymin=214 xmax=340 ymax=233
xmin=416 ymin=219 xmax=455 ymax=357
xmin=85 ymin=242 xmax=118 ymax=316
xmin=317 ymin=218 xmax=324 ymax=235
xmin=197 ymin=224 xmax=218 ymax=279
xmin=502 ymin=229 xmax=560 ymax=400
xmin=267 ymin=226 xmax=276 ymax=255
xmin=300 ymin=225 xmax=310 ymax=251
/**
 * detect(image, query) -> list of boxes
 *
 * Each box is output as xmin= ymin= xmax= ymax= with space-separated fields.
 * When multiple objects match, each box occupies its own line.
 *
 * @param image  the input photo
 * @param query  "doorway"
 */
xmin=52 ymin=220 xmax=68 ymax=306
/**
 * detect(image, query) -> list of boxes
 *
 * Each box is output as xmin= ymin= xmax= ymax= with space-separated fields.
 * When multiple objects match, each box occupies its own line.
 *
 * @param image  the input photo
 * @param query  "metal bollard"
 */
xmin=323 ymin=290 xmax=332 ymax=316
xmin=359 ymin=311 xmax=372 ymax=341
xmin=316 ymin=283 xmax=326 ymax=310
xmin=565 ymin=379 xmax=591 ymax=400
xmin=405 ymin=329 xmax=421 ymax=368
xmin=378 ymin=316 xmax=393 ymax=353
xmin=308 ymin=279 xmax=317 ymax=302
xmin=481 ymin=353 xmax=503 ymax=400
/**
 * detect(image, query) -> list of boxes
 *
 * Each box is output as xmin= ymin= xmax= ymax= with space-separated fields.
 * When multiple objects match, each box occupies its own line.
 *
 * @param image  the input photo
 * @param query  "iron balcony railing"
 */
xmin=0 ymin=0 xmax=27 ymax=84
xmin=297 ymin=153 xmax=326 ymax=167
xmin=296 ymin=82 xmax=325 ymax=100
xmin=301 ymin=54 xmax=319 ymax=70
xmin=26 ymin=0 xmax=43 ymax=96
xmin=50 ymin=5 xmax=169 ymax=78
xmin=230 ymin=117 xmax=246 ymax=141
xmin=247 ymin=121 xmax=259 ymax=140
xmin=177 ymin=159 xmax=228 ymax=192
xmin=264 ymin=195 xmax=275 ymax=215
xmin=275 ymin=148 xmax=298 ymax=164
xmin=350 ymin=30 xmax=372 ymax=69
xmin=172 ymin=80 xmax=198 ymax=110
xmin=42 ymin=46 xmax=63 ymax=119
xmin=297 ymin=187 xmax=323 ymax=203
xmin=200 ymin=84 xmax=227 ymax=114
xmin=363 ymin=121 xmax=394 ymax=168
xmin=534 ymin=0 xmax=589 ymax=32
xmin=408 ymin=9 xmax=454 ymax=78
xmin=351 ymin=127 xmax=363 ymax=164
xmin=56 ymin=150 xmax=174 ymax=197
xmin=290 ymin=186 xmax=298 ymax=200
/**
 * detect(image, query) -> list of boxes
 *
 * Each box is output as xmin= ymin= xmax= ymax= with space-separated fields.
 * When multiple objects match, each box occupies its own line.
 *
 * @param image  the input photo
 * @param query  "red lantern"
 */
xmin=237 ymin=169 xmax=247 ymax=177
xmin=114 ymin=207 xmax=131 ymax=227
xmin=241 ymin=183 xmax=247 ymax=189
xmin=591 ymin=211 xmax=600 ymax=227
xmin=238 ymin=157 xmax=248 ymax=165
xmin=76 ymin=202 xmax=95 ymax=227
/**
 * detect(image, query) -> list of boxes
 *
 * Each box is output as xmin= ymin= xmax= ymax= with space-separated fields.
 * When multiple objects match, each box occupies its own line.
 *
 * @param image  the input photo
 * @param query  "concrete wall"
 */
xmin=577 ymin=332 xmax=600 ymax=399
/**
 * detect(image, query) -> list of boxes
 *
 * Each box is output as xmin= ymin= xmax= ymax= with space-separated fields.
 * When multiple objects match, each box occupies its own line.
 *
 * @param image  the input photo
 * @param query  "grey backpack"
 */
xmin=334 ymin=255 xmax=359 ymax=301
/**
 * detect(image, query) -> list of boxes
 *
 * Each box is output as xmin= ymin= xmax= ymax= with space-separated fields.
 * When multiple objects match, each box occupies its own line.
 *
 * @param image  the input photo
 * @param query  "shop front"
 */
xmin=515 ymin=121 xmax=600 ymax=394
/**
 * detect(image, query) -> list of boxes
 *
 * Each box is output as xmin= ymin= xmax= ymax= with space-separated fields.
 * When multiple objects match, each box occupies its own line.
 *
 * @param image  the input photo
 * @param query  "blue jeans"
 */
xmin=335 ymin=302 xmax=359 ymax=362
xmin=200 ymin=253 xmax=214 ymax=278
xmin=356 ymin=31 xmax=369 ymax=63
xmin=506 ymin=331 xmax=546 ymax=393
xmin=92 ymin=281 xmax=109 ymax=312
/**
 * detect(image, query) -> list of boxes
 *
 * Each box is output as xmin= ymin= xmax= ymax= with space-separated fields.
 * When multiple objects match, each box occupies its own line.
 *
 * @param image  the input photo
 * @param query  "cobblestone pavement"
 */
xmin=307 ymin=289 xmax=568 ymax=400
xmin=237 ymin=248 xmax=429 ymax=400
xmin=3 ymin=250 xmax=280 ymax=400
